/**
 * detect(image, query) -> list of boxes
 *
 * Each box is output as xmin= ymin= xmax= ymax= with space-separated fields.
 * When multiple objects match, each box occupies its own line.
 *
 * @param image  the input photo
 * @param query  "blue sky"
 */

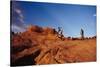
xmin=11 ymin=1 xmax=96 ymax=37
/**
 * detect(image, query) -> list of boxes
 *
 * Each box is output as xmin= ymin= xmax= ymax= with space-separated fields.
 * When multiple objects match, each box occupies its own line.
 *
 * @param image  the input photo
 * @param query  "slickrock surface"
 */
xmin=11 ymin=25 xmax=96 ymax=66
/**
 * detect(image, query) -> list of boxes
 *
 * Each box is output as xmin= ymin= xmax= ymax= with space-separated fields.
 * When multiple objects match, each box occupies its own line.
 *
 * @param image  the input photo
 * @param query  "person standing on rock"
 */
xmin=80 ymin=28 xmax=84 ymax=40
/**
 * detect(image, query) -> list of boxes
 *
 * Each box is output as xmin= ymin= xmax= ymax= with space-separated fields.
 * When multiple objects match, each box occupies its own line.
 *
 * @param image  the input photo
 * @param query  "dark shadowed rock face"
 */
xmin=11 ymin=48 xmax=41 ymax=66
xmin=11 ymin=34 xmax=35 ymax=54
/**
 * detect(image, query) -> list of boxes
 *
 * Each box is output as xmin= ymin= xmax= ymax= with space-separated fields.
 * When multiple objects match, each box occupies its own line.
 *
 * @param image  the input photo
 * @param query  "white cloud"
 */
xmin=93 ymin=14 xmax=96 ymax=17
xmin=11 ymin=2 xmax=27 ymax=33
xmin=18 ymin=17 xmax=24 ymax=23
xmin=15 ymin=9 xmax=21 ymax=14
xmin=12 ymin=8 xmax=26 ymax=29
xmin=15 ymin=8 xmax=24 ymax=19
xmin=11 ymin=24 xmax=26 ymax=33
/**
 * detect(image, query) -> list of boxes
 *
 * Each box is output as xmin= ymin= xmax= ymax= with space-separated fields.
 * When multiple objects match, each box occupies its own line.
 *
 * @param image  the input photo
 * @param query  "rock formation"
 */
xmin=11 ymin=25 xmax=96 ymax=66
